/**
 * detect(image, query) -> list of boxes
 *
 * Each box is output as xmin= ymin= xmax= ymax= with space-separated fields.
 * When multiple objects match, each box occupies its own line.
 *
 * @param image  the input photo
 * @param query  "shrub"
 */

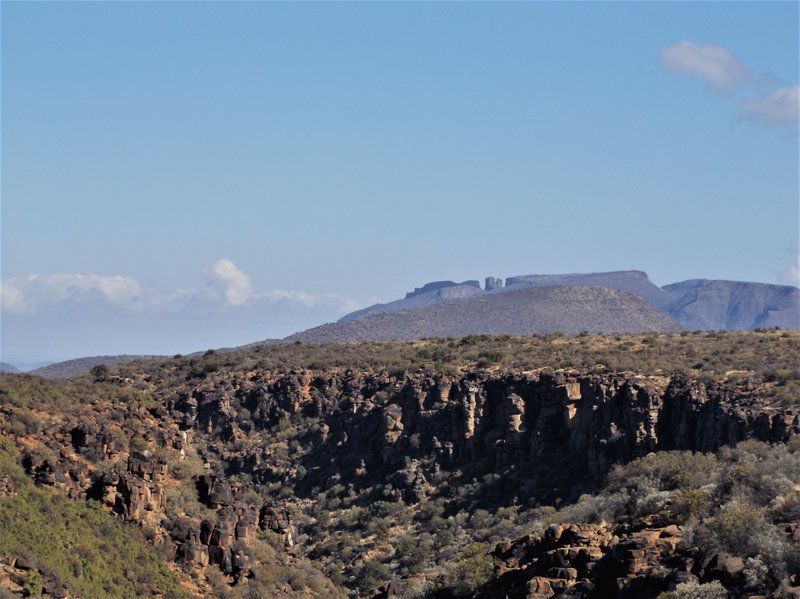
xmin=443 ymin=542 xmax=493 ymax=595
xmin=658 ymin=580 xmax=727 ymax=599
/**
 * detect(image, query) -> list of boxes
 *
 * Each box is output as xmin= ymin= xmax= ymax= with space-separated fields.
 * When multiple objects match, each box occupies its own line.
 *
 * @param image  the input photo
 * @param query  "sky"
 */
xmin=2 ymin=2 xmax=799 ymax=365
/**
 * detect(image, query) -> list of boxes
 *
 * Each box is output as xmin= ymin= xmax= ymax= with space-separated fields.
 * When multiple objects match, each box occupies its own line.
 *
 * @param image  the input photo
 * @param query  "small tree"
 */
xmin=90 ymin=364 xmax=110 ymax=381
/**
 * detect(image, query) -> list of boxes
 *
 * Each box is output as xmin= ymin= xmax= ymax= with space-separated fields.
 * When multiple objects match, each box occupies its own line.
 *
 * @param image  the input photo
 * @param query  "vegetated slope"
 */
xmin=289 ymin=286 xmax=681 ymax=343
xmin=663 ymin=279 xmax=800 ymax=331
xmin=338 ymin=281 xmax=484 ymax=323
xmin=0 ymin=363 xmax=19 ymax=373
xmin=31 ymin=354 xmax=163 ymax=379
xmin=155 ymin=329 xmax=800 ymax=380
xmin=505 ymin=269 xmax=675 ymax=310
xmin=0 ymin=437 xmax=186 ymax=598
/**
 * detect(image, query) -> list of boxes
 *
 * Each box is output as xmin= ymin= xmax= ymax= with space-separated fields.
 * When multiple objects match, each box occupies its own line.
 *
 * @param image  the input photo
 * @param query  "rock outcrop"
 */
xmin=490 ymin=518 xmax=800 ymax=598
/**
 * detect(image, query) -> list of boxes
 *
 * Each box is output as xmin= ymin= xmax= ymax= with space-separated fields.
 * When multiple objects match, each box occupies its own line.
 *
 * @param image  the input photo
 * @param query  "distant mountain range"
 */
xmin=289 ymin=285 xmax=680 ymax=343
xmin=7 ymin=269 xmax=798 ymax=378
xmin=0 ymin=362 xmax=20 ymax=373
xmin=662 ymin=279 xmax=799 ymax=330
xmin=324 ymin=270 xmax=799 ymax=340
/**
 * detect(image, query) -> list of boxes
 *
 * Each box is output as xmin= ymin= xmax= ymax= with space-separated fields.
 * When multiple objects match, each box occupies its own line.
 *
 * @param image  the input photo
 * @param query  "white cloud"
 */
xmin=741 ymin=85 xmax=800 ymax=126
xmin=1 ymin=260 xmax=362 ymax=317
xmin=209 ymin=259 xmax=253 ymax=306
xmin=661 ymin=41 xmax=749 ymax=91
xmin=1 ymin=273 xmax=147 ymax=314
xmin=0 ymin=281 xmax=26 ymax=314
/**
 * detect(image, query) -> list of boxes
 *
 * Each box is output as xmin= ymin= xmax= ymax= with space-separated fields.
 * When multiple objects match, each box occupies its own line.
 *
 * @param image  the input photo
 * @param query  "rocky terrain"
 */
xmin=0 ymin=330 xmax=798 ymax=597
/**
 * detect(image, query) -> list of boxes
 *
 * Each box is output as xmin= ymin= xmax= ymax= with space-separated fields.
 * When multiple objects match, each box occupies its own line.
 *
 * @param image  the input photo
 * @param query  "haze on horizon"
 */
xmin=2 ymin=2 xmax=798 ymax=364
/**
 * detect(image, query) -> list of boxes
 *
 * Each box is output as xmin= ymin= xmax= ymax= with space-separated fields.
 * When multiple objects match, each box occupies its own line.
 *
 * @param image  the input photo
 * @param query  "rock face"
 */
xmin=169 ymin=369 xmax=796 ymax=504
xmin=663 ymin=279 xmax=800 ymax=331
xmin=10 ymin=367 xmax=796 ymax=518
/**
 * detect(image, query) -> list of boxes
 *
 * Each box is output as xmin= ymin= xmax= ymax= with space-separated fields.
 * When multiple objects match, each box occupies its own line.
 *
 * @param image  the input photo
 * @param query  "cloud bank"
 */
xmin=1 ymin=259 xmax=366 ymax=361
xmin=1 ymin=260 xmax=360 ymax=316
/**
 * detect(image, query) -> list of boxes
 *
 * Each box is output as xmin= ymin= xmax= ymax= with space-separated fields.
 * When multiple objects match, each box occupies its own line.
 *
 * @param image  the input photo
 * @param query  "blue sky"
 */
xmin=2 ymin=2 xmax=798 ymax=363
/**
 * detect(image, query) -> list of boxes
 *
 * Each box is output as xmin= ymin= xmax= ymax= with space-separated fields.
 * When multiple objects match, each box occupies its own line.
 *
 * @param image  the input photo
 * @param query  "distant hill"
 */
xmin=288 ymin=285 xmax=681 ymax=343
xmin=339 ymin=270 xmax=676 ymax=326
xmin=506 ymin=270 xmax=674 ymax=310
xmin=0 ymin=362 xmax=19 ymax=373
xmin=30 ymin=355 xmax=162 ymax=379
xmin=337 ymin=270 xmax=799 ymax=333
xmin=339 ymin=281 xmax=485 ymax=323
xmin=663 ymin=279 xmax=800 ymax=331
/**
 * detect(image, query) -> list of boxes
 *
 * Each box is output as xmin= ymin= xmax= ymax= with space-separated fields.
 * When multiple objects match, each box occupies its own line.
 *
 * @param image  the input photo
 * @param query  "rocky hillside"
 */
xmin=0 ymin=437 xmax=185 ymax=598
xmin=0 ymin=331 xmax=798 ymax=598
xmin=663 ymin=279 xmax=800 ymax=331
xmin=289 ymin=286 xmax=680 ymax=343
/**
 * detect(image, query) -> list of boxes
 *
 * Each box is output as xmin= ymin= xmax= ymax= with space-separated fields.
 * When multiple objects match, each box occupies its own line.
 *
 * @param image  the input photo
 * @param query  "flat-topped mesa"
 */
xmin=404 ymin=280 xmax=481 ymax=299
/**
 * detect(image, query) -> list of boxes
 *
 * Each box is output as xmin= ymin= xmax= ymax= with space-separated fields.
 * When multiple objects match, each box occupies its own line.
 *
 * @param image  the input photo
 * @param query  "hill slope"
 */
xmin=663 ymin=279 xmax=800 ymax=330
xmin=289 ymin=286 xmax=680 ymax=343
xmin=0 ymin=363 xmax=19 ymax=373
xmin=506 ymin=269 xmax=674 ymax=310
xmin=31 ymin=354 xmax=162 ymax=379
xmin=338 ymin=282 xmax=484 ymax=323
